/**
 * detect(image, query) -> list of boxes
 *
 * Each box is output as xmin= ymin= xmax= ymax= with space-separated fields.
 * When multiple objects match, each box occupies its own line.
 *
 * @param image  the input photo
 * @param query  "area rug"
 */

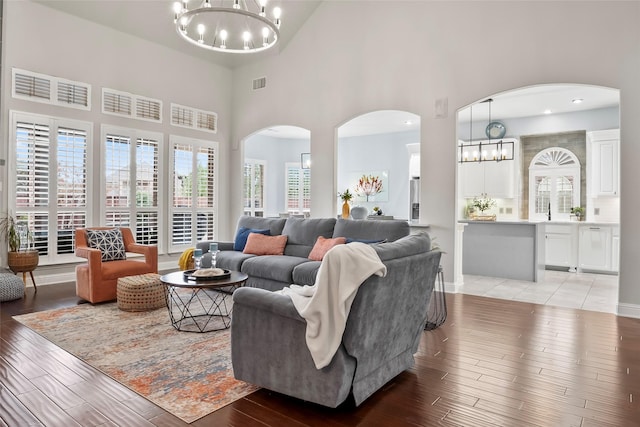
xmin=13 ymin=303 xmax=259 ymax=423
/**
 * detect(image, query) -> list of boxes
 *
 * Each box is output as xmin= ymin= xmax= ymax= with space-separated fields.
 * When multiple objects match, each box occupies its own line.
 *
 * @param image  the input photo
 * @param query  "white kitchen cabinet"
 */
xmin=588 ymin=129 xmax=619 ymax=197
xmin=579 ymin=225 xmax=612 ymax=271
xmin=459 ymin=138 xmax=517 ymax=199
xmin=611 ymin=226 xmax=620 ymax=272
xmin=545 ymin=224 xmax=574 ymax=268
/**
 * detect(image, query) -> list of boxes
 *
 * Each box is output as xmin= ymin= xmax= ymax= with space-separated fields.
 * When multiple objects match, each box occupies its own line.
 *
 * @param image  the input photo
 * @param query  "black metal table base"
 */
xmin=164 ymin=285 xmax=239 ymax=333
xmin=425 ymin=265 xmax=447 ymax=330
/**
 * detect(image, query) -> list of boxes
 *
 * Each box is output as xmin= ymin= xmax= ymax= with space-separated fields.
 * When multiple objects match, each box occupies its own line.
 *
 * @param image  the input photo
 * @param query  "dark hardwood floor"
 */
xmin=2 ymin=283 xmax=640 ymax=426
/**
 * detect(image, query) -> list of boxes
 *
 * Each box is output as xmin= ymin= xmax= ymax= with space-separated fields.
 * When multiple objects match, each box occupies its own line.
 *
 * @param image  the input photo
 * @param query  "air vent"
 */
xmin=12 ymin=68 xmax=91 ymax=110
xmin=253 ymin=77 xmax=267 ymax=90
xmin=171 ymin=103 xmax=217 ymax=133
xmin=102 ymin=88 xmax=162 ymax=123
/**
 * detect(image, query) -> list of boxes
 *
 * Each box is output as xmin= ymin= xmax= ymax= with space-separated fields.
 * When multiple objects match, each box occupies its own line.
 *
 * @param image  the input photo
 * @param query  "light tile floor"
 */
xmin=459 ymin=270 xmax=619 ymax=314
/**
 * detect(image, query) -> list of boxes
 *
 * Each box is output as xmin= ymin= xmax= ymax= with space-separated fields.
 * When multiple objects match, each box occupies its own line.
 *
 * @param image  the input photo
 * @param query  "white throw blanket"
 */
xmin=277 ymin=242 xmax=387 ymax=369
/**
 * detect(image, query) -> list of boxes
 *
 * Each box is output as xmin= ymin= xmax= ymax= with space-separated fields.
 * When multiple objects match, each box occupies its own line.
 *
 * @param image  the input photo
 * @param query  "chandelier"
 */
xmin=172 ymin=0 xmax=282 ymax=54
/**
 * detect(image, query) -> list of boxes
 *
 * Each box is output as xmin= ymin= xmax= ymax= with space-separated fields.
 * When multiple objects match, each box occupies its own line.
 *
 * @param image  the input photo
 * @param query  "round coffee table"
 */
xmin=160 ymin=270 xmax=248 ymax=333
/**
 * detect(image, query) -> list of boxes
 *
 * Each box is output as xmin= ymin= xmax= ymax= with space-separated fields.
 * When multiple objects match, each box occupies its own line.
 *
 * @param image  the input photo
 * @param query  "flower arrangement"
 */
xmin=355 ymin=175 xmax=383 ymax=201
xmin=471 ymin=193 xmax=496 ymax=213
xmin=338 ymin=189 xmax=354 ymax=202
xmin=571 ymin=206 xmax=585 ymax=219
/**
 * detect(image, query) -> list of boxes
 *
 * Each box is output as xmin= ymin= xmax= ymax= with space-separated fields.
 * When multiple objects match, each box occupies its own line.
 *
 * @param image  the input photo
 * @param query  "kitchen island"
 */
xmin=460 ymin=220 xmax=546 ymax=282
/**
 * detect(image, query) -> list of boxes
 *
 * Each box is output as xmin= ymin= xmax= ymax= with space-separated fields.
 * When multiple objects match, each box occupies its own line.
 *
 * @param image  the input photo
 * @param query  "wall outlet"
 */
xmin=594 ymin=207 xmax=600 ymax=216
xmin=506 ymin=207 xmax=513 ymax=214
xmin=499 ymin=207 xmax=504 ymax=214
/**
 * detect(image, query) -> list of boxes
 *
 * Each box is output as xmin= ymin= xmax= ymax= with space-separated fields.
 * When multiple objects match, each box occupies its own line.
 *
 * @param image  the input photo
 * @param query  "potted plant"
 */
xmin=0 ymin=213 xmax=39 ymax=278
xmin=571 ymin=206 xmax=585 ymax=221
xmin=470 ymin=193 xmax=497 ymax=220
xmin=338 ymin=189 xmax=354 ymax=219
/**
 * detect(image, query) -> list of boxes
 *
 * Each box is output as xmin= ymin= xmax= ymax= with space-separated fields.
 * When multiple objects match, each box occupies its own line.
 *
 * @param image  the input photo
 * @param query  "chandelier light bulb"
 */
xmin=273 ymin=6 xmax=282 ymax=27
xmin=243 ymin=31 xmax=251 ymax=50
xmin=259 ymin=0 xmax=267 ymax=16
xmin=203 ymin=0 xmax=211 ymax=7
xmin=179 ymin=15 xmax=188 ymax=34
xmin=172 ymin=1 xmax=182 ymax=20
xmin=233 ymin=0 xmax=240 ymax=10
xmin=181 ymin=0 xmax=188 ymax=12
xmin=197 ymin=24 xmax=205 ymax=43
xmin=262 ymin=27 xmax=270 ymax=46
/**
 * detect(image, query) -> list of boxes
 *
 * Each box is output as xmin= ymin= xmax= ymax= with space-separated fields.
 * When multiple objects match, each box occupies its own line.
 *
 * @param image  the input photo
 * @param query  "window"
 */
xmin=12 ymin=68 xmax=91 ymax=110
xmin=10 ymin=111 xmax=91 ymax=264
xmin=102 ymin=126 xmax=161 ymax=247
xmin=529 ymin=147 xmax=580 ymax=221
xmin=285 ymin=162 xmax=310 ymax=214
xmin=102 ymin=88 xmax=162 ymax=123
xmin=170 ymin=135 xmax=218 ymax=252
xmin=243 ymin=159 xmax=266 ymax=217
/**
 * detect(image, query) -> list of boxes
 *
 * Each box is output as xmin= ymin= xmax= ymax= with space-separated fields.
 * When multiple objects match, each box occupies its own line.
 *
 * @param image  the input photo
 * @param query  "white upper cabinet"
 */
xmin=588 ymin=129 xmax=620 ymax=197
xmin=459 ymin=138 xmax=517 ymax=199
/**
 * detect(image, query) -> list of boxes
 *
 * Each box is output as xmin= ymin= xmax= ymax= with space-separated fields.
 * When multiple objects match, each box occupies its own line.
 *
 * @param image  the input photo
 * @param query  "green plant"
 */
xmin=0 ymin=213 xmax=33 ymax=252
xmin=571 ymin=206 xmax=585 ymax=217
xmin=338 ymin=189 xmax=354 ymax=202
xmin=471 ymin=193 xmax=496 ymax=213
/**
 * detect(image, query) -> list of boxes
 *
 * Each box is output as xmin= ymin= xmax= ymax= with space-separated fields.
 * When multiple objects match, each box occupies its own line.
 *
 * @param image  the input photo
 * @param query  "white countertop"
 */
xmin=459 ymin=219 xmax=619 ymax=226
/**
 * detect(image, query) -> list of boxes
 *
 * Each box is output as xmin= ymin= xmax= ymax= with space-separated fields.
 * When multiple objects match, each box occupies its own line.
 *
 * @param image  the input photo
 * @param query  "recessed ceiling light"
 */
xmin=544 ymin=109 xmax=552 ymax=115
xmin=404 ymin=120 xmax=413 ymax=125
xmin=572 ymin=98 xmax=584 ymax=104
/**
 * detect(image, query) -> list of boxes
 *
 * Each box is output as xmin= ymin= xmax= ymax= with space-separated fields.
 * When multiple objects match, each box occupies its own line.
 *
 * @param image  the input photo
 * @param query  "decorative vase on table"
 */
xmin=350 ymin=206 xmax=368 ymax=220
xmin=341 ymin=201 xmax=351 ymax=219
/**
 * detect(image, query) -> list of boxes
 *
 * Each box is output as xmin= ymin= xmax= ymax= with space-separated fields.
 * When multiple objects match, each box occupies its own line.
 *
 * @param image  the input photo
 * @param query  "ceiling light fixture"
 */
xmin=572 ymin=98 xmax=584 ymax=104
xmin=459 ymin=98 xmax=513 ymax=163
xmin=172 ymin=0 xmax=281 ymax=54
xmin=543 ymin=109 xmax=552 ymax=114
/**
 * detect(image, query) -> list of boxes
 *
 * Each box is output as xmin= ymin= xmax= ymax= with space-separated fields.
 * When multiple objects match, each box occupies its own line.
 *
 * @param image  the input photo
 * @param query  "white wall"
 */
xmin=1 ymin=1 xmax=233 ymax=252
xmin=244 ymin=134 xmax=310 ymax=216
xmin=229 ymin=1 xmax=640 ymax=313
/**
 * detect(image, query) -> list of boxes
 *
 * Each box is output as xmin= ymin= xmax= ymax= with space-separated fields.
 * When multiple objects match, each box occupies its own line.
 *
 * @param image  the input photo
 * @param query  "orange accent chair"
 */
xmin=75 ymin=227 xmax=158 ymax=304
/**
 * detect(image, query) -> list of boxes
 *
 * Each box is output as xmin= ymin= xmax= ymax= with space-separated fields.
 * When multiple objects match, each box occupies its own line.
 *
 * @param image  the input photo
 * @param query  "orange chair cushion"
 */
xmin=101 ymin=259 xmax=156 ymax=280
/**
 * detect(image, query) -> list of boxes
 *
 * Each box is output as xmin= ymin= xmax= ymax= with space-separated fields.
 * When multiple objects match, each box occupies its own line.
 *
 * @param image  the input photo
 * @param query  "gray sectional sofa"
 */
xmin=197 ymin=216 xmax=414 ymax=291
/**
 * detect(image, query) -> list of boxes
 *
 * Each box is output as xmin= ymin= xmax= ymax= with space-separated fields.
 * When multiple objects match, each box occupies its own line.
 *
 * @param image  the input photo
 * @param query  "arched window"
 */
xmin=529 ymin=147 xmax=580 ymax=221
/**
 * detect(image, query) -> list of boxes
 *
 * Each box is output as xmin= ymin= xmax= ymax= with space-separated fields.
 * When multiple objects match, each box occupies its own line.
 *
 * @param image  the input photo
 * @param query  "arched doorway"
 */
xmin=455 ymin=84 xmax=620 ymax=313
xmin=336 ymin=110 xmax=420 ymax=220
xmin=243 ymin=125 xmax=310 ymax=218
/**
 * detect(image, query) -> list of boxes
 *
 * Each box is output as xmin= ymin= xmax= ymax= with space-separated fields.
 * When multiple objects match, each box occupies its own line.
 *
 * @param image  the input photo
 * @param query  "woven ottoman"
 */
xmin=117 ymin=273 xmax=165 ymax=312
xmin=0 ymin=273 xmax=25 ymax=302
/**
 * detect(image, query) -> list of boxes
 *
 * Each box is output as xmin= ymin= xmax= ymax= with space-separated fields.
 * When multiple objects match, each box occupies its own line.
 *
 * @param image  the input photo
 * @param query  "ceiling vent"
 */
xmin=253 ymin=77 xmax=267 ymax=90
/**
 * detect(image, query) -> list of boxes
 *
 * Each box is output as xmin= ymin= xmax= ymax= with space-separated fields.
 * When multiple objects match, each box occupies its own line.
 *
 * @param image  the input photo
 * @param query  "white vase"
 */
xmin=350 ymin=206 xmax=368 ymax=220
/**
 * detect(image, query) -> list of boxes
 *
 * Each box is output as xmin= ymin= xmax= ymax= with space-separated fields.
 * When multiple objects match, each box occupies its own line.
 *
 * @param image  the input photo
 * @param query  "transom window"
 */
xmin=529 ymin=147 xmax=580 ymax=221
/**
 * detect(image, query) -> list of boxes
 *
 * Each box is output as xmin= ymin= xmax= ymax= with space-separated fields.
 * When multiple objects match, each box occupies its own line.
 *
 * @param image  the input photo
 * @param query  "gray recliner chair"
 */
xmin=230 ymin=233 xmax=441 ymax=407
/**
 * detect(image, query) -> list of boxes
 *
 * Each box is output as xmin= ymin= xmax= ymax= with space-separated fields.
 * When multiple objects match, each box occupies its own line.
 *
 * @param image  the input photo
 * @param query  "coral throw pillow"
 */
xmin=243 ymin=233 xmax=288 ymax=255
xmin=234 ymin=227 xmax=271 ymax=251
xmin=308 ymin=236 xmax=347 ymax=261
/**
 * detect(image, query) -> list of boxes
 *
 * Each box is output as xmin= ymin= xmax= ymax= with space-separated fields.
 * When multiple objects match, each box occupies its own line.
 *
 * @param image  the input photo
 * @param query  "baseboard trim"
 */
xmin=617 ymin=303 xmax=640 ymax=319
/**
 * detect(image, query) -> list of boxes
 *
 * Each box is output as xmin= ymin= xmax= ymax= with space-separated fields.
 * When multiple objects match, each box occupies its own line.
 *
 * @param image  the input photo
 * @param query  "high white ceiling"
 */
xmin=33 ymin=2 xmax=620 ymax=139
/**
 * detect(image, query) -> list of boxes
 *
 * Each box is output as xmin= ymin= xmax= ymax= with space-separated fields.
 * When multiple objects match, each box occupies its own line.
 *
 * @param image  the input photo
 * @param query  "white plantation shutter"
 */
xmin=102 ymin=127 xmax=162 ymax=246
xmin=103 ymin=89 xmax=162 ymax=123
xmin=285 ymin=163 xmax=311 ymax=213
xmin=103 ymin=90 xmax=132 ymax=116
xmin=10 ymin=112 xmax=91 ymax=262
xmin=14 ymin=72 xmax=50 ymax=100
xmin=170 ymin=136 xmax=218 ymax=250
xmin=171 ymin=103 xmax=217 ymax=133
xmin=243 ymin=159 xmax=265 ymax=216
xmin=12 ymin=69 xmax=91 ymax=110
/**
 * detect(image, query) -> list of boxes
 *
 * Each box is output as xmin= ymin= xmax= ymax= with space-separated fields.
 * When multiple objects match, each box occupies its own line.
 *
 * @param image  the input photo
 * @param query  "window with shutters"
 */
xmin=102 ymin=126 xmax=161 ymax=247
xmin=170 ymin=135 xmax=218 ymax=252
xmin=285 ymin=163 xmax=310 ymax=214
xmin=9 ymin=111 xmax=91 ymax=264
xmin=12 ymin=68 xmax=91 ymax=110
xmin=243 ymin=159 xmax=266 ymax=217
xmin=171 ymin=103 xmax=217 ymax=133
xmin=102 ymin=88 xmax=162 ymax=123
xmin=529 ymin=147 xmax=580 ymax=221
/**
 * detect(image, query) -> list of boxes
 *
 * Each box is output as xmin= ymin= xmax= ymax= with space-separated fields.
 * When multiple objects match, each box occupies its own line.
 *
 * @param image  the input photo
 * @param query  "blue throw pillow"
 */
xmin=234 ymin=227 xmax=271 ymax=251
xmin=345 ymin=237 xmax=387 ymax=244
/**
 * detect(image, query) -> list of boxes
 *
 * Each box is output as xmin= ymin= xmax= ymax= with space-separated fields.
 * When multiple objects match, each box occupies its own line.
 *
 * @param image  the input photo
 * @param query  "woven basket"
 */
xmin=8 ymin=250 xmax=39 ymax=273
xmin=117 ymin=273 xmax=165 ymax=312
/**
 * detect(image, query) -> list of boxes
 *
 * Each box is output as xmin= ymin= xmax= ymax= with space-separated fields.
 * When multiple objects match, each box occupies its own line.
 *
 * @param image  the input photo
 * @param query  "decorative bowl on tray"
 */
xmin=183 ymin=268 xmax=231 ymax=281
